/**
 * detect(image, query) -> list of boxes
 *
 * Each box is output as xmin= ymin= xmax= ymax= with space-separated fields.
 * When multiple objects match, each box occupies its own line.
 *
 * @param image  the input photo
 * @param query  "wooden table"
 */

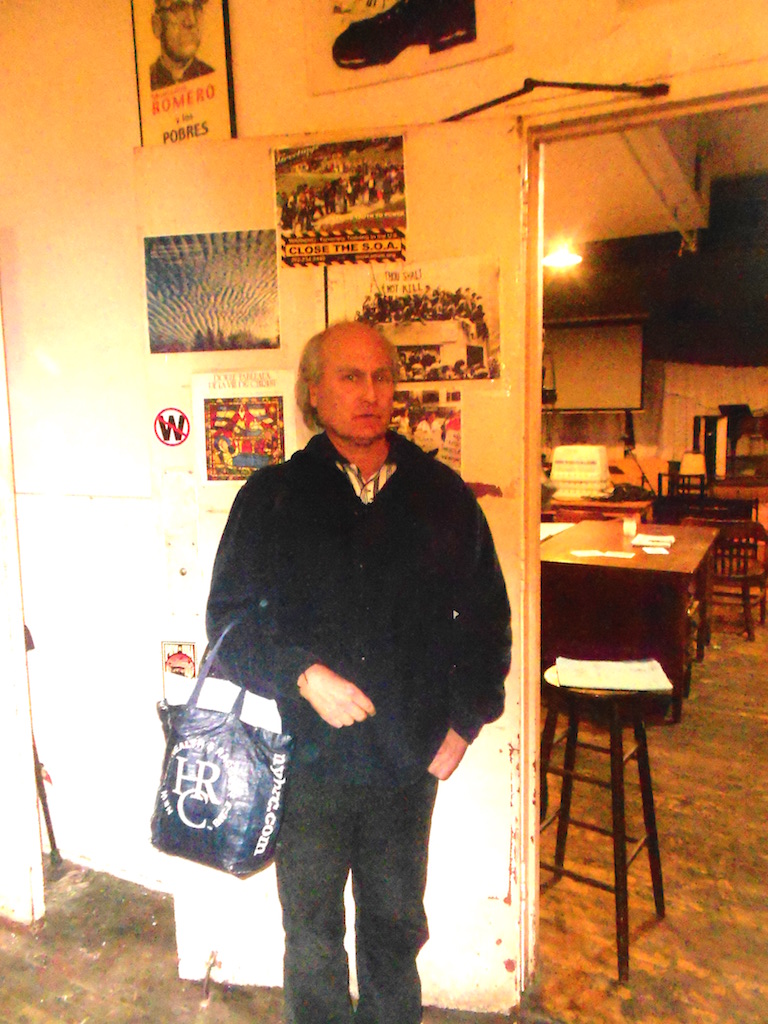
xmin=541 ymin=520 xmax=719 ymax=721
xmin=546 ymin=497 xmax=654 ymax=522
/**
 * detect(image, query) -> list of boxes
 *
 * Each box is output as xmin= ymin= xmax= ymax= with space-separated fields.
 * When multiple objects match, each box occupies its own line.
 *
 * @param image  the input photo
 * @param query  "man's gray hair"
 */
xmin=295 ymin=321 xmax=399 ymax=431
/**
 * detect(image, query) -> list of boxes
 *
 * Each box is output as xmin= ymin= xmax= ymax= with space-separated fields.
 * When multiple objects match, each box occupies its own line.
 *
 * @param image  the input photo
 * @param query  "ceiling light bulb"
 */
xmin=542 ymin=245 xmax=583 ymax=268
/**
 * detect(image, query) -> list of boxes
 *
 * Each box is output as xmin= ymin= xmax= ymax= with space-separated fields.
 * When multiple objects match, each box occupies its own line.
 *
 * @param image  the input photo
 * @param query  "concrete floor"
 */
xmin=0 ymin=862 xmax=514 ymax=1024
xmin=1 ymin=599 xmax=765 ymax=1023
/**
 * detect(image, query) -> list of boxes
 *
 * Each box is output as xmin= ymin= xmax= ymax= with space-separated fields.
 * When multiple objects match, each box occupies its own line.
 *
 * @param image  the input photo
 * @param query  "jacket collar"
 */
xmin=304 ymin=430 xmax=418 ymax=469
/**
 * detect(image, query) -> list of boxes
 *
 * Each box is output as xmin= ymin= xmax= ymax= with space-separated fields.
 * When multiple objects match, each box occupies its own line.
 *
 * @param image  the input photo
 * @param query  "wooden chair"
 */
xmin=683 ymin=517 xmax=768 ymax=640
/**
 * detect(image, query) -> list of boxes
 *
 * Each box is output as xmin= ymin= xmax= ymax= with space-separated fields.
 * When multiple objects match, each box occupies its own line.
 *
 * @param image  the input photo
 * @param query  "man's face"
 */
xmin=310 ymin=326 xmax=396 ymax=450
xmin=153 ymin=1 xmax=204 ymax=66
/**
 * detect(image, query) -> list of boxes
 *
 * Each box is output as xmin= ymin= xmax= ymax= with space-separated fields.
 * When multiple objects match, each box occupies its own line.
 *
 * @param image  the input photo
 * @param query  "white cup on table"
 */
xmin=623 ymin=516 xmax=638 ymax=538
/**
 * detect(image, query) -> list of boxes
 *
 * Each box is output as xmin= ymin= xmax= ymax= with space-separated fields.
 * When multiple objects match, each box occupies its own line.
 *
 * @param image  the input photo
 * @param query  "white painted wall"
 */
xmin=134 ymin=123 xmax=527 ymax=1010
xmin=2 ymin=0 xmax=768 ymax=1010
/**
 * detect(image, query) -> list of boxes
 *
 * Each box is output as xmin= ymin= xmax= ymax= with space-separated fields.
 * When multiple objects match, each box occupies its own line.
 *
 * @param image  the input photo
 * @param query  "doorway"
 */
xmin=526 ymin=87 xmax=768 ymax=1007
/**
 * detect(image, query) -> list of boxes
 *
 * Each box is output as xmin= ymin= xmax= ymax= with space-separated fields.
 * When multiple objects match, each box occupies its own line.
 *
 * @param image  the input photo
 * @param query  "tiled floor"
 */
xmin=1 ymin=601 xmax=765 ymax=1023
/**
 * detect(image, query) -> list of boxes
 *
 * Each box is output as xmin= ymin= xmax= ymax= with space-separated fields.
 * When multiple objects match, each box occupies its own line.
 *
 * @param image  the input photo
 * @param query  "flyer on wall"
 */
xmin=327 ymin=256 xmax=501 ymax=380
xmin=161 ymin=641 xmax=197 ymax=679
xmin=391 ymin=386 xmax=462 ymax=473
xmin=274 ymin=136 xmax=406 ymax=267
xmin=305 ymin=0 xmax=515 ymax=95
xmin=131 ymin=0 xmax=236 ymax=147
xmin=144 ymin=230 xmax=279 ymax=353
xmin=191 ymin=370 xmax=297 ymax=486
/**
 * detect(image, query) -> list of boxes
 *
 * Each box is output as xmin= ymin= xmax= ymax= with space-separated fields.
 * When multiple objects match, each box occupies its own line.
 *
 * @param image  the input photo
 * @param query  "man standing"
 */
xmin=150 ymin=0 xmax=214 ymax=91
xmin=206 ymin=321 xmax=511 ymax=1024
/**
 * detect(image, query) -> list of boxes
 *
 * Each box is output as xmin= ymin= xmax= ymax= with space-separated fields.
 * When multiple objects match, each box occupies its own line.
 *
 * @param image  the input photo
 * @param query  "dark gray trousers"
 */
xmin=275 ymin=771 xmax=439 ymax=1024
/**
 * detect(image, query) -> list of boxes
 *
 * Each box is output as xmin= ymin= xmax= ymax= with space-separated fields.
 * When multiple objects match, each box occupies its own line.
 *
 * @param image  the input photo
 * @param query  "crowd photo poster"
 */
xmin=391 ymin=386 xmax=462 ymax=473
xmin=327 ymin=256 xmax=501 ymax=381
xmin=275 ymin=136 xmax=406 ymax=267
xmin=131 ymin=0 xmax=236 ymax=147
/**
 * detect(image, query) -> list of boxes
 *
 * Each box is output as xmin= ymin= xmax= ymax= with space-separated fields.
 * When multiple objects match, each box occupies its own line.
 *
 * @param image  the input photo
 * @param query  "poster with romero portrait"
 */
xmin=305 ymin=0 xmax=515 ymax=95
xmin=131 ymin=0 xmax=236 ymax=147
xmin=327 ymin=256 xmax=501 ymax=381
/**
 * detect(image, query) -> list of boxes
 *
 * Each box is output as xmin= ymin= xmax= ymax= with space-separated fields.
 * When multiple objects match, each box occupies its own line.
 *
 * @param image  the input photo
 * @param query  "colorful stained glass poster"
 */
xmin=192 ymin=370 xmax=297 ymax=484
xmin=327 ymin=256 xmax=500 ymax=380
xmin=203 ymin=394 xmax=285 ymax=481
xmin=275 ymin=136 xmax=406 ymax=267
xmin=144 ymin=230 xmax=279 ymax=353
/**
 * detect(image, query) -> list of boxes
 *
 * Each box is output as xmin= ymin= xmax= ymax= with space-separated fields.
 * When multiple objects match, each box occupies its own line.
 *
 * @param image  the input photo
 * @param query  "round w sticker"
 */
xmin=155 ymin=408 xmax=190 ymax=446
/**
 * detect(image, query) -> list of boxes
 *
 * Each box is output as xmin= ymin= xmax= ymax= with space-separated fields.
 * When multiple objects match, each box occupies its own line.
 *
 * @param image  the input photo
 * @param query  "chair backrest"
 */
xmin=670 ymin=473 xmax=707 ymax=497
xmin=684 ymin=518 xmax=768 ymax=578
xmin=719 ymin=520 xmax=767 ymax=571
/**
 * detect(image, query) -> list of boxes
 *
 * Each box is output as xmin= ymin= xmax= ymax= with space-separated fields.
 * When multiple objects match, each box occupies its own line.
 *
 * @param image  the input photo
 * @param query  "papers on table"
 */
xmin=630 ymin=533 xmax=675 ymax=555
xmin=552 ymin=657 xmax=673 ymax=692
xmin=540 ymin=522 xmax=575 ymax=541
xmin=632 ymin=533 xmax=675 ymax=548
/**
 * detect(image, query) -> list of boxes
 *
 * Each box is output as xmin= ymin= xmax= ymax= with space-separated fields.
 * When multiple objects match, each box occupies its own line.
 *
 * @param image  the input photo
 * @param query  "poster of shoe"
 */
xmin=306 ymin=0 xmax=515 ymax=95
xmin=275 ymin=136 xmax=406 ymax=267
xmin=326 ymin=256 xmax=501 ymax=380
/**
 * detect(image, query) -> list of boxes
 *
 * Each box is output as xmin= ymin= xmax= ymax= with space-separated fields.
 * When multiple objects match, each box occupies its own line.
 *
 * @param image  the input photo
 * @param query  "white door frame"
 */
xmin=0 ymin=284 xmax=45 ymax=923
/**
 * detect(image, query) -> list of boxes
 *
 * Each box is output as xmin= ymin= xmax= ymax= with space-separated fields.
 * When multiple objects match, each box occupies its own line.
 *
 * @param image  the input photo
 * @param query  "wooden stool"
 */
xmin=539 ymin=663 xmax=670 ymax=982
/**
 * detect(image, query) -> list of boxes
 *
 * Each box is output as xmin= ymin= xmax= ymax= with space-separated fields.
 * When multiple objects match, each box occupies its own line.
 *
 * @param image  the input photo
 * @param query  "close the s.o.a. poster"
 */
xmin=275 ymin=136 xmax=406 ymax=267
xmin=131 ymin=0 xmax=236 ymax=147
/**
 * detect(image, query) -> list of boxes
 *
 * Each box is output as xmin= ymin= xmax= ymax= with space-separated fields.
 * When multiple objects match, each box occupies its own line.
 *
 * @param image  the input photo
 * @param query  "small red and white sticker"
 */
xmin=155 ymin=408 xmax=190 ymax=446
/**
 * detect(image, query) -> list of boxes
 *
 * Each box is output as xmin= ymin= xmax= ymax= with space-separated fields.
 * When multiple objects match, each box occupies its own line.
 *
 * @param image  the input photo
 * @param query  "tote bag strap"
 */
xmin=188 ymin=621 xmax=242 ymax=711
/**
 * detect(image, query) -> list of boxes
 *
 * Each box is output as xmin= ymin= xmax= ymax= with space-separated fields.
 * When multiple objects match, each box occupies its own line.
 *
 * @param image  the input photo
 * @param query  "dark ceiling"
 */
xmin=543 ymin=105 xmax=768 ymax=366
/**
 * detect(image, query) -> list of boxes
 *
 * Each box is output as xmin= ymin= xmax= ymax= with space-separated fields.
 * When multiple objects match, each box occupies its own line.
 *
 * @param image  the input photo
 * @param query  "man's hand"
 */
xmin=298 ymin=664 xmax=376 ymax=728
xmin=427 ymin=728 xmax=469 ymax=780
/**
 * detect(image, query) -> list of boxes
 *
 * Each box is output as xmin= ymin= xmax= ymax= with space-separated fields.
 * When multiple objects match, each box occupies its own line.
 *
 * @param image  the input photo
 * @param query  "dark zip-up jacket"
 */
xmin=206 ymin=431 xmax=511 ymax=786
